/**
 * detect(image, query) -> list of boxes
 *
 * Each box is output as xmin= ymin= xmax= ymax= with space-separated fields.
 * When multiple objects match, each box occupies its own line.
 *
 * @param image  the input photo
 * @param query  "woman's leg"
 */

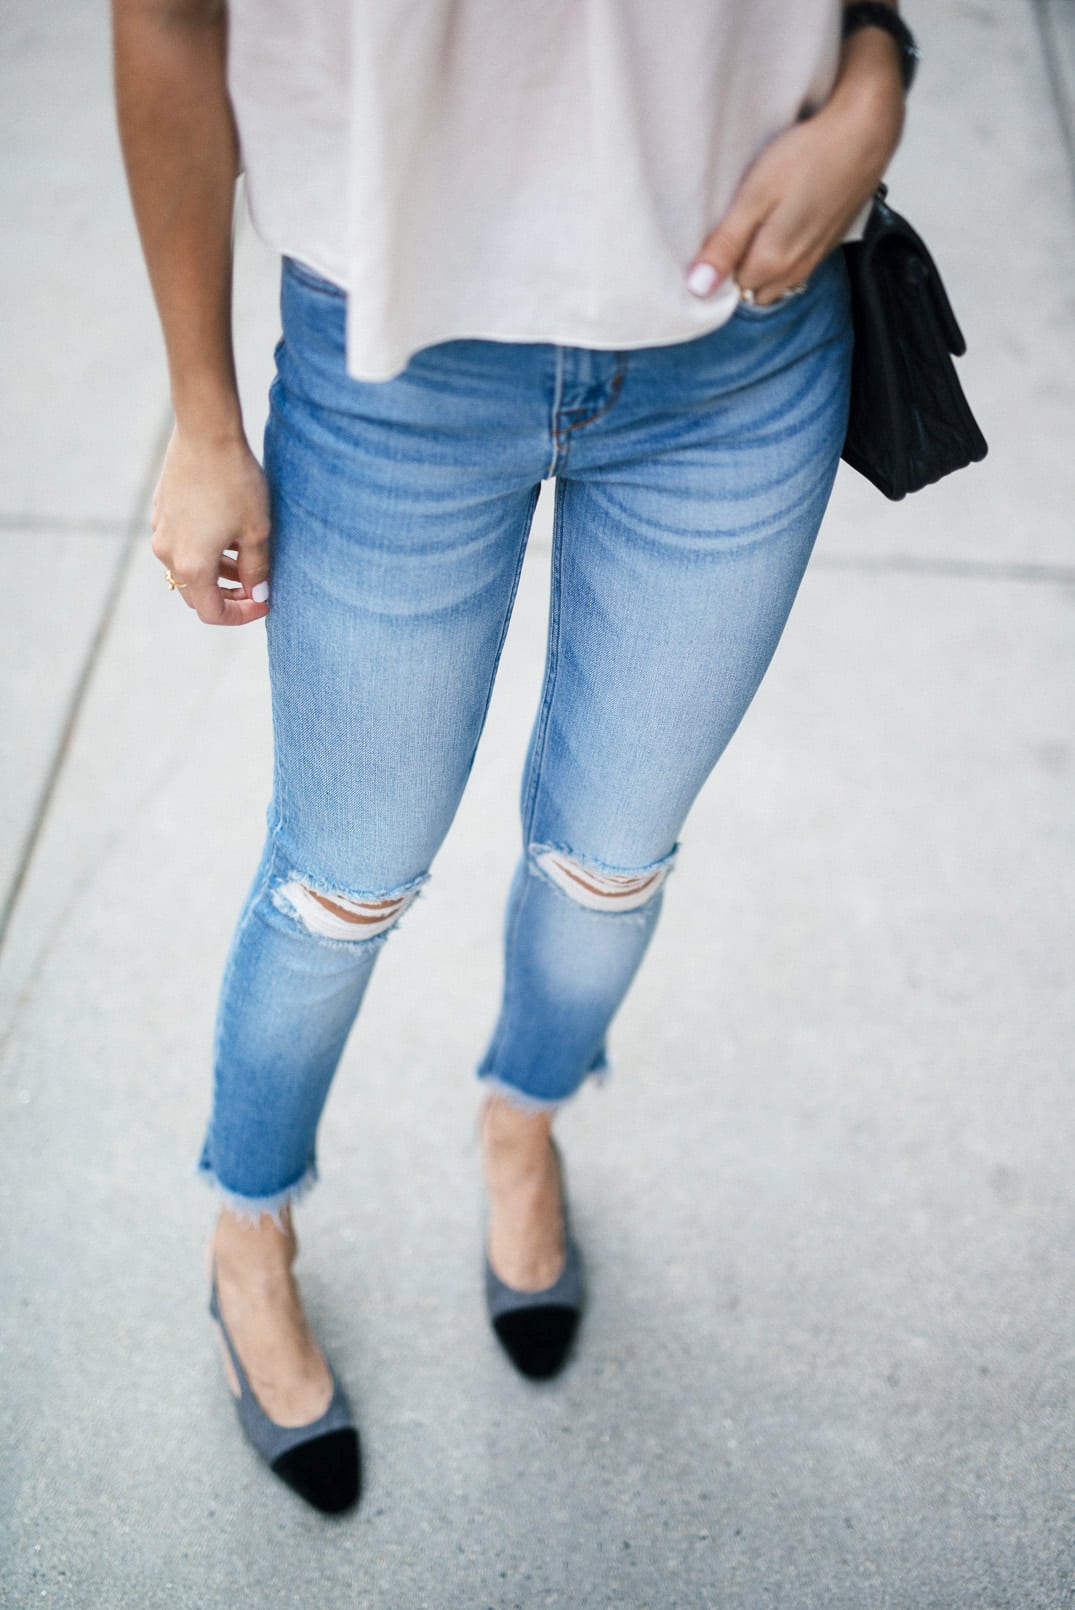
xmin=200 ymin=261 xmax=557 ymax=1408
xmin=478 ymin=255 xmax=853 ymax=1277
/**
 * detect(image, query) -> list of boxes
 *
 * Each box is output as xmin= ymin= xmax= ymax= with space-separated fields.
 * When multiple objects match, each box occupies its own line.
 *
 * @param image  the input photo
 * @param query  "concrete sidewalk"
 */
xmin=1 ymin=3 xmax=1073 ymax=1606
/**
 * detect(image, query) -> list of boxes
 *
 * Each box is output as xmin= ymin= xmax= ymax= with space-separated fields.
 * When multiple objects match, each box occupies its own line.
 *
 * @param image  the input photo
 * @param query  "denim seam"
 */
xmin=520 ymin=479 xmax=568 ymax=845
xmin=207 ymin=821 xmax=285 ymax=1152
xmin=202 ymin=822 xmax=287 ymax=1206
xmin=458 ymin=481 xmax=543 ymax=793
xmin=544 ymin=346 xmax=565 ymax=477
xmin=555 ymin=368 xmax=626 ymax=437
xmin=479 ymin=869 xmax=529 ymax=1083
xmin=493 ymin=469 xmax=566 ymax=1079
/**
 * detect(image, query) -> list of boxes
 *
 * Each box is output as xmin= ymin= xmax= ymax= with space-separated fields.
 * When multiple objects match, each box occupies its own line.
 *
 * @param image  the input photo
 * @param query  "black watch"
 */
xmin=841 ymin=3 xmax=920 ymax=93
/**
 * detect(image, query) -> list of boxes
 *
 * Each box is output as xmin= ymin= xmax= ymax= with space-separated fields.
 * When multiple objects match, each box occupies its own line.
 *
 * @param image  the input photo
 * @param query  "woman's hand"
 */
xmin=151 ymin=425 xmax=271 ymax=626
xmin=115 ymin=1 xmax=263 ymax=623
xmin=687 ymin=29 xmax=906 ymax=306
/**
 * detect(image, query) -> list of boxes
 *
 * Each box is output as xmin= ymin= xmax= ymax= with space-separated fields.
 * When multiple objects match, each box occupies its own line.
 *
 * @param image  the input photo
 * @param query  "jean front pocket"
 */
xmin=283 ymin=256 xmax=347 ymax=300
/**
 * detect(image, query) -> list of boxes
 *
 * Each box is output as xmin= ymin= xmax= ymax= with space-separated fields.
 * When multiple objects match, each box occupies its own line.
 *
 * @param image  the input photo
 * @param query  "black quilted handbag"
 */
xmin=841 ymin=186 xmax=988 ymax=500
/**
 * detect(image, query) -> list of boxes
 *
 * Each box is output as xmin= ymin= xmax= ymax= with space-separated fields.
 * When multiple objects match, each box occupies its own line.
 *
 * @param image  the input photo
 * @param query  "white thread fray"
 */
xmin=475 ymin=1075 xmax=566 ymax=1115
xmin=196 ymin=1161 xmax=318 ymax=1228
xmin=281 ymin=879 xmax=417 ymax=940
xmin=533 ymin=849 xmax=673 ymax=913
xmin=477 ymin=1058 xmax=611 ymax=1114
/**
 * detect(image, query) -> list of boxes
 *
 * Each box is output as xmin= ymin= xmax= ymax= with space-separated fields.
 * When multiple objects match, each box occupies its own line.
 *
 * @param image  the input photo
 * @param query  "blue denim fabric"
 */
xmin=197 ymin=251 xmax=852 ymax=1216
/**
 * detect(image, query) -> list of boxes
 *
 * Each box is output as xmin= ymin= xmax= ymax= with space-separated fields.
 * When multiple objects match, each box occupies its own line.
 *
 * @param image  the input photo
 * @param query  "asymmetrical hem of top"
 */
xmin=227 ymin=0 xmax=846 ymax=384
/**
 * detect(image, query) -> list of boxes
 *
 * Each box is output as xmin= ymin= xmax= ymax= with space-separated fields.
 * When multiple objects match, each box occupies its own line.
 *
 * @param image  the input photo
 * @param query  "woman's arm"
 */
xmin=112 ymin=0 xmax=270 ymax=625
xmin=686 ymin=3 xmax=907 ymax=306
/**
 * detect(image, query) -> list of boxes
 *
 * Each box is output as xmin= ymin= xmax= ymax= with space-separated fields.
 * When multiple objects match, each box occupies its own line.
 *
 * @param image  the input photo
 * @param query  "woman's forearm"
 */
xmin=113 ymin=0 xmax=271 ymax=631
xmin=112 ymin=0 xmax=242 ymax=441
xmin=831 ymin=3 xmax=907 ymax=163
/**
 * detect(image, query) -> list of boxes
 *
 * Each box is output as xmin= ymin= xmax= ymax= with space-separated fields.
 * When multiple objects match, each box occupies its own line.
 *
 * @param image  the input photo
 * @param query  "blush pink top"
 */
xmin=227 ymin=0 xmax=843 ymax=380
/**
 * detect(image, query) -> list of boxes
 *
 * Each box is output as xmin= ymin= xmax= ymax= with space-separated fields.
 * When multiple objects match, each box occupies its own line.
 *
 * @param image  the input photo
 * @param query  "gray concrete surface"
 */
xmin=1 ymin=2 xmax=1073 ymax=1606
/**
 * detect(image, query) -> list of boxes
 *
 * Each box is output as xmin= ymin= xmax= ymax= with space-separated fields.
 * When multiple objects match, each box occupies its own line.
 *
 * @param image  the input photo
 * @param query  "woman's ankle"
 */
xmin=481 ymin=1097 xmax=565 ymax=1289
xmin=212 ymin=1204 xmax=298 ymax=1287
xmin=480 ymin=1093 xmax=555 ymax=1159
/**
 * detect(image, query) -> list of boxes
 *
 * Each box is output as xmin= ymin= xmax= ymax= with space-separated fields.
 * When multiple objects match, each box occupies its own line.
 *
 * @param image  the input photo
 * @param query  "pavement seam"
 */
xmin=0 ymin=195 xmax=256 ymax=1019
xmin=0 ymin=407 xmax=174 ymax=964
xmin=0 ymin=514 xmax=128 ymax=535
xmin=813 ymin=553 xmax=1075 ymax=585
xmin=524 ymin=530 xmax=1075 ymax=586
xmin=1032 ymin=0 xmax=1075 ymax=194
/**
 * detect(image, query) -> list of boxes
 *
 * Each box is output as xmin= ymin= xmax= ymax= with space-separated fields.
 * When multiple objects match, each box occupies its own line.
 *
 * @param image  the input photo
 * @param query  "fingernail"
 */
xmin=687 ymin=261 xmax=720 ymax=297
xmin=252 ymin=581 xmax=270 ymax=603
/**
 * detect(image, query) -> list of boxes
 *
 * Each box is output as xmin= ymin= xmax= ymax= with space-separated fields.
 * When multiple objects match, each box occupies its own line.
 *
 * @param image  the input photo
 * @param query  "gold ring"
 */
xmin=164 ymin=569 xmax=189 ymax=591
xmin=738 ymin=281 xmax=808 ymax=309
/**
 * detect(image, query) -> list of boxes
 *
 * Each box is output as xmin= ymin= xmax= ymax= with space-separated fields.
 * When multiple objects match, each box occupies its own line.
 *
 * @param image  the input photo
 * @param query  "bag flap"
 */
xmin=860 ymin=197 xmax=967 ymax=357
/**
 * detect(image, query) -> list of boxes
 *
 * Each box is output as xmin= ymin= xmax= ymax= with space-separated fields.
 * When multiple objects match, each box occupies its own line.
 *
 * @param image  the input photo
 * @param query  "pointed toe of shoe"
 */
xmin=484 ymin=1142 xmax=584 ymax=1381
xmin=271 ymin=1426 xmax=362 ymax=1515
xmin=209 ymin=1268 xmax=361 ymax=1516
xmin=492 ymin=1304 xmax=580 ymax=1380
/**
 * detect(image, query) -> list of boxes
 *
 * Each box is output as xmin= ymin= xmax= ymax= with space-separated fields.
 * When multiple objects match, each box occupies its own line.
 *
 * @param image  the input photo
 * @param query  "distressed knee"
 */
xmin=532 ymin=844 xmax=676 ymax=913
xmin=309 ymin=889 xmax=406 ymax=926
xmin=280 ymin=875 xmax=424 ymax=940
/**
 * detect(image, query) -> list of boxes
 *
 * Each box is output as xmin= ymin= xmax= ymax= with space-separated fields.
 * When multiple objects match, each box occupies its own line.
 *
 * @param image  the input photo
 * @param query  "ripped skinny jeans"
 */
xmin=197 ymin=251 xmax=852 ymax=1217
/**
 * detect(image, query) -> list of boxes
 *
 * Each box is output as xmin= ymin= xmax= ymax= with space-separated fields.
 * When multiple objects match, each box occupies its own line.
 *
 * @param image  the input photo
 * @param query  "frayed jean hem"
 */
xmin=194 ymin=1158 xmax=318 ymax=1227
xmin=476 ymin=1055 xmax=612 ymax=1115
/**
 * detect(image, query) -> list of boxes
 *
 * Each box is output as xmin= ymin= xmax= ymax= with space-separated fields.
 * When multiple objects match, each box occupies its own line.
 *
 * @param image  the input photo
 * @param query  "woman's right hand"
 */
xmin=150 ymin=425 xmax=272 ymax=626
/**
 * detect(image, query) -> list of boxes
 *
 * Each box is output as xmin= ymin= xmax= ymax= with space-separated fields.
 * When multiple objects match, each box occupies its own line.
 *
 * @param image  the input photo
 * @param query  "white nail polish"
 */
xmin=252 ymin=581 xmax=270 ymax=603
xmin=686 ymin=262 xmax=719 ymax=297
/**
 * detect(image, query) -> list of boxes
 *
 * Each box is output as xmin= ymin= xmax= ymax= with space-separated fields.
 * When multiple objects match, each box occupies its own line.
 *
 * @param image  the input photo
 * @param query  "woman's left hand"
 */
xmin=687 ymin=31 xmax=907 ymax=306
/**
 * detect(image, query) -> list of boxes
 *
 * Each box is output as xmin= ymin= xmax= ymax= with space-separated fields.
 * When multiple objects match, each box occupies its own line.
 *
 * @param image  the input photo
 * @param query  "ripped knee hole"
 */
xmin=282 ymin=879 xmax=419 ymax=941
xmin=534 ymin=848 xmax=673 ymax=913
xmin=308 ymin=889 xmax=405 ymax=925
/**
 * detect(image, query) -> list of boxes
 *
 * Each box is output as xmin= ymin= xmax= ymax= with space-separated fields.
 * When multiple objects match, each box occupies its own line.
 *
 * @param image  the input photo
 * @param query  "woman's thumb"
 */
xmin=686 ymin=192 xmax=761 ymax=297
xmin=237 ymin=517 xmax=272 ymax=605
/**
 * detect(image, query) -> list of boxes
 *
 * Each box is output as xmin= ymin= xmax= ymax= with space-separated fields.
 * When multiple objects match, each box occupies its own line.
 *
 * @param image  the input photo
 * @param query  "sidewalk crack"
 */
xmin=0 ymin=407 xmax=173 ymax=967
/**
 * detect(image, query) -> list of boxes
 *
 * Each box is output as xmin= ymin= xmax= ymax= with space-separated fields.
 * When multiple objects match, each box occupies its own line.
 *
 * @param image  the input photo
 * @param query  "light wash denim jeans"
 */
xmin=197 ymin=251 xmax=852 ymax=1217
